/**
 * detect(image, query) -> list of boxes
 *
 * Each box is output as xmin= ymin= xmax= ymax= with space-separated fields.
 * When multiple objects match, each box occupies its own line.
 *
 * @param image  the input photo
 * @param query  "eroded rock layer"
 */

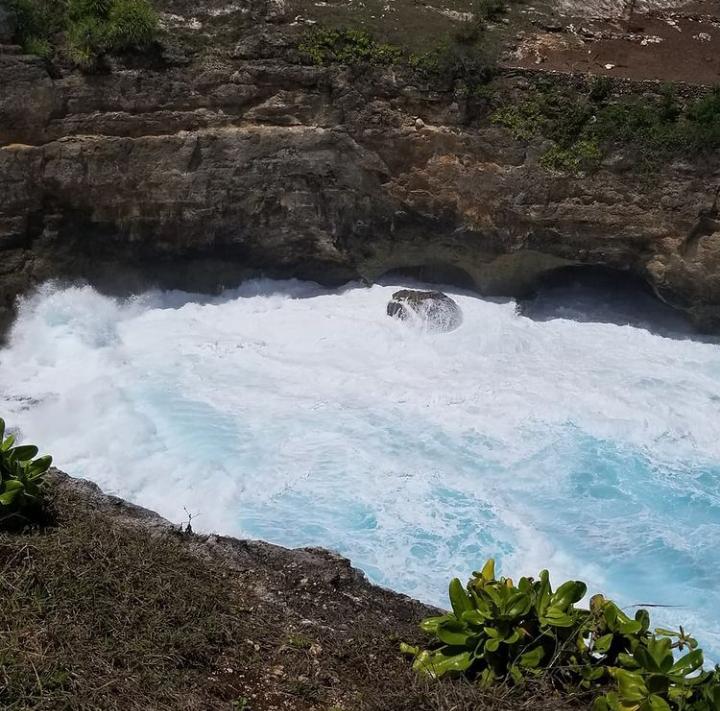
xmin=1 ymin=0 xmax=720 ymax=335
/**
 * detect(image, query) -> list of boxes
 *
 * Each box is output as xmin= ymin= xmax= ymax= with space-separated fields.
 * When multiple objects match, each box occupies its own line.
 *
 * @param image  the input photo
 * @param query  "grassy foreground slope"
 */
xmin=0 ymin=473 xmax=586 ymax=711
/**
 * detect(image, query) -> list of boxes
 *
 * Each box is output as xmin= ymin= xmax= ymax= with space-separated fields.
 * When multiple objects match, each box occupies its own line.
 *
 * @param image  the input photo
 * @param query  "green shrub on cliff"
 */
xmin=0 ymin=418 xmax=52 ymax=526
xmin=10 ymin=0 xmax=65 ymax=56
xmin=67 ymin=0 xmax=157 ymax=67
xmin=299 ymin=28 xmax=403 ymax=66
xmin=403 ymin=559 xmax=720 ymax=711
xmin=106 ymin=0 xmax=157 ymax=50
xmin=492 ymin=82 xmax=720 ymax=174
xmin=10 ymin=0 xmax=157 ymax=67
xmin=299 ymin=26 xmax=496 ymax=90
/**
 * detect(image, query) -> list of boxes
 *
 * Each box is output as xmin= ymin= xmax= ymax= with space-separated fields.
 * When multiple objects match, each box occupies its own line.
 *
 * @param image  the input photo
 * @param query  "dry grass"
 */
xmin=0 ymin=479 xmax=591 ymax=710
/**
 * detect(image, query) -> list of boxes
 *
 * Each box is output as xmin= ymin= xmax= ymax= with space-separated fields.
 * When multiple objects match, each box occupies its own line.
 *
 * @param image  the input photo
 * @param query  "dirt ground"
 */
xmin=286 ymin=0 xmax=720 ymax=85
xmin=506 ymin=0 xmax=720 ymax=84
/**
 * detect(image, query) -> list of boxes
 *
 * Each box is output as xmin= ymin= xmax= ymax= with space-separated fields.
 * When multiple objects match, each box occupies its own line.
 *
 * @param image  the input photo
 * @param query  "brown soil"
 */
xmin=0 ymin=472 xmax=589 ymax=711
xmin=508 ymin=1 xmax=720 ymax=84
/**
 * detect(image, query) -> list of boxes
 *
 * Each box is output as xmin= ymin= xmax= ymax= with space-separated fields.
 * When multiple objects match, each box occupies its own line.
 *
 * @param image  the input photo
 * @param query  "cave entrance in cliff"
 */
xmin=520 ymin=264 xmax=694 ymax=337
xmin=377 ymin=263 xmax=477 ymax=291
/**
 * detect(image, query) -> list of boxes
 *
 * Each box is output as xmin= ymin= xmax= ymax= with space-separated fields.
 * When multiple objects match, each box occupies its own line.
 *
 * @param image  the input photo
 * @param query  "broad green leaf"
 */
xmin=448 ymin=578 xmax=473 ymax=618
xmin=509 ymin=664 xmax=523 ymax=684
xmin=594 ymin=633 xmax=615 ymax=654
xmin=618 ymin=653 xmax=640 ymax=670
xmin=479 ymin=668 xmax=496 ymax=689
xmin=436 ymin=620 xmax=471 ymax=646
xmin=618 ymin=620 xmax=643 ymax=636
xmin=0 ymin=481 xmax=22 ymax=505
xmin=12 ymin=445 xmax=39 ymax=462
xmin=506 ymin=591 xmax=532 ymax=618
xmin=28 ymin=455 xmax=52 ymax=477
xmin=504 ymin=629 xmax=522 ymax=645
xmin=670 ymin=649 xmax=703 ymax=676
xmin=461 ymin=609 xmax=487 ymax=627
xmin=518 ymin=577 xmax=532 ymax=594
xmin=646 ymin=694 xmax=671 ymax=711
xmin=415 ymin=650 xmax=472 ymax=679
xmin=420 ymin=615 xmax=452 ymax=634
xmin=0 ymin=418 xmax=4 ymax=442
xmin=2 ymin=434 xmax=15 ymax=451
xmin=541 ymin=607 xmax=574 ymax=628
xmin=647 ymin=637 xmax=673 ymax=673
xmin=592 ymin=695 xmax=612 ymax=711
xmin=535 ymin=569 xmax=551 ymax=616
xmin=480 ymin=559 xmax=495 ymax=582
xmin=635 ymin=609 xmax=650 ymax=633
xmin=484 ymin=583 xmax=503 ymax=607
xmin=519 ymin=645 xmax=545 ymax=669
xmin=613 ymin=669 xmax=648 ymax=704
xmin=634 ymin=645 xmax=660 ymax=673
xmin=551 ymin=580 xmax=587 ymax=610
xmin=485 ymin=638 xmax=500 ymax=653
xmin=654 ymin=628 xmax=679 ymax=638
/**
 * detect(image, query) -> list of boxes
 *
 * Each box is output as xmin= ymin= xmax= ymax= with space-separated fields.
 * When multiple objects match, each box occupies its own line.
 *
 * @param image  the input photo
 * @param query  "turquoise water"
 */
xmin=1 ymin=280 xmax=719 ymax=657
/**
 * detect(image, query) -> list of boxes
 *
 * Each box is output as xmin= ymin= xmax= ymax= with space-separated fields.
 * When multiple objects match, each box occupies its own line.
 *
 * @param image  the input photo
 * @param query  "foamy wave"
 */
xmin=1 ymin=280 xmax=719 ymax=656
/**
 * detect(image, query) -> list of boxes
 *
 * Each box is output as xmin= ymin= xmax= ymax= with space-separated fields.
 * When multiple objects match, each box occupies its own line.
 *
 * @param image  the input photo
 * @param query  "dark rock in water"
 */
xmin=387 ymin=289 xmax=462 ymax=332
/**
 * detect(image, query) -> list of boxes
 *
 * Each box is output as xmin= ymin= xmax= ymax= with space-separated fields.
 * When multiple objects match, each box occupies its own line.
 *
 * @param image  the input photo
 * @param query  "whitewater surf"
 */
xmin=1 ymin=279 xmax=719 ymax=657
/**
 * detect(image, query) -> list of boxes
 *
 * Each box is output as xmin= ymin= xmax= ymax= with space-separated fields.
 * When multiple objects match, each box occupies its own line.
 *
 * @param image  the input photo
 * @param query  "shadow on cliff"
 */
xmin=377 ymin=263 xmax=717 ymax=343
xmin=518 ymin=266 xmax=720 ymax=344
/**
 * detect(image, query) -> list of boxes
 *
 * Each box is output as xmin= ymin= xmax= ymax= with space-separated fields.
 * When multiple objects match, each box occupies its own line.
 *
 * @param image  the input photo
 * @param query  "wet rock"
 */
xmin=387 ymin=289 xmax=462 ymax=332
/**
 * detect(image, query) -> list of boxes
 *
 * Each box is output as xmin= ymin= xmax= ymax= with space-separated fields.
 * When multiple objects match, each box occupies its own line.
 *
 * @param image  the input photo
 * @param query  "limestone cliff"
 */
xmin=1 ymin=0 xmax=720 ymax=335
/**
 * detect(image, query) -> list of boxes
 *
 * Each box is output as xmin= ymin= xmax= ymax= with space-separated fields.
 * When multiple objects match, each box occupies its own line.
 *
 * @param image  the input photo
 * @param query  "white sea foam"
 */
xmin=1 ymin=280 xmax=719 ymax=655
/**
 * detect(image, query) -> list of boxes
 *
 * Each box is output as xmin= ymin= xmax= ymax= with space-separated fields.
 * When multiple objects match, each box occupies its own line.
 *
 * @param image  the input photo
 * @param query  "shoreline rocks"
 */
xmin=387 ymin=289 xmax=463 ymax=332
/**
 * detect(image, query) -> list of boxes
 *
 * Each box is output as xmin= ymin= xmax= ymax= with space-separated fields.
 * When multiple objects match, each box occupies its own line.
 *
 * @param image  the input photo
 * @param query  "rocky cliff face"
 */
xmin=1 ymin=0 xmax=720 ymax=336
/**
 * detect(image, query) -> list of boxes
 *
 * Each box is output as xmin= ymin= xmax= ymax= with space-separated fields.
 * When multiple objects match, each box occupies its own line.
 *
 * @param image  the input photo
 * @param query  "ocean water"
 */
xmin=1 ymin=279 xmax=719 ymax=657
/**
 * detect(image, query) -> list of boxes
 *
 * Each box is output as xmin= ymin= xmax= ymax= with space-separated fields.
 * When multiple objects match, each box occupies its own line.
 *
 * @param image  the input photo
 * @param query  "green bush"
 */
xmin=540 ymin=139 xmax=603 ymax=174
xmin=23 ymin=35 xmax=52 ymax=58
xmin=491 ymin=82 xmax=720 ymax=173
xmin=0 ymin=418 xmax=52 ymax=522
xmin=10 ymin=0 xmax=156 ymax=65
xmin=409 ymin=39 xmax=495 ymax=86
xmin=402 ymin=560 xmax=720 ymax=711
xmin=67 ymin=15 xmax=107 ymax=67
xmin=299 ymin=28 xmax=403 ymax=66
xmin=67 ymin=0 xmax=112 ymax=21
xmin=299 ymin=27 xmax=495 ymax=89
xmin=106 ymin=0 xmax=157 ymax=50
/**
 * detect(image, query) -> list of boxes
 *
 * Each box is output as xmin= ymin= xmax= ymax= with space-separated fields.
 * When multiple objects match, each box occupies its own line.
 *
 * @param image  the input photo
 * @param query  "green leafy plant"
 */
xmin=298 ymin=26 xmax=495 ymax=90
xmin=23 ymin=35 xmax=53 ymax=58
xmin=299 ymin=28 xmax=403 ymax=66
xmin=0 ymin=418 xmax=52 ymax=520
xmin=67 ymin=15 xmax=107 ymax=67
xmin=402 ymin=559 xmax=720 ymax=711
xmin=10 ymin=0 xmax=157 ymax=66
xmin=106 ymin=0 xmax=157 ymax=50
xmin=491 ymin=81 xmax=720 ymax=174
xmin=540 ymin=138 xmax=603 ymax=174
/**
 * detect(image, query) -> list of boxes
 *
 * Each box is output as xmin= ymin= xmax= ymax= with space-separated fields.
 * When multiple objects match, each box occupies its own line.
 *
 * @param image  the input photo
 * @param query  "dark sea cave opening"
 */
xmin=518 ymin=265 xmax=704 ymax=341
xmin=376 ymin=263 xmax=477 ymax=291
